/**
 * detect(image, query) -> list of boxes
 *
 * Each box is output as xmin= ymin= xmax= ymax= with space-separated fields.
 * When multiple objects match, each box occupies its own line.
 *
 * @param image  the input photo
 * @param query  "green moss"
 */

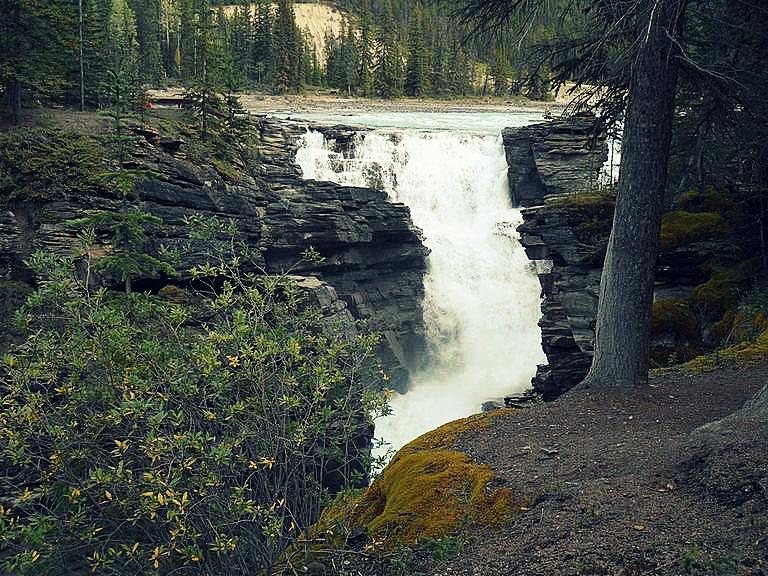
xmin=691 ymin=258 xmax=762 ymax=320
xmin=709 ymin=309 xmax=737 ymax=344
xmin=650 ymin=299 xmax=702 ymax=367
xmin=652 ymin=299 xmax=699 ymax=341
xmin=309 ymin=411 xmax=526 ymax=550
xmin=682 ymin=328 xmax=768 ymax=373
xmin=659 ymin=211 xmax=724 ymax=251
xmin=211 ymin=157 xmax=242 ymax=182
xmin=675 ymin=187 xmax=735 ymax=214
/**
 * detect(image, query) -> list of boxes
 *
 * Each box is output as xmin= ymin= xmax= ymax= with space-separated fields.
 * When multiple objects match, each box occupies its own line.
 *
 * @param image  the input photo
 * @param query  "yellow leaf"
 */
xmin=104 ymin=490 xmax=113 ymax=501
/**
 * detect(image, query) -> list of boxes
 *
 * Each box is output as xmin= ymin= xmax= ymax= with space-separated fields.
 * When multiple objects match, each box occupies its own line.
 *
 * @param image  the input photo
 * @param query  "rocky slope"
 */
xmin=0 ymin=116 xmax=428 ymax=388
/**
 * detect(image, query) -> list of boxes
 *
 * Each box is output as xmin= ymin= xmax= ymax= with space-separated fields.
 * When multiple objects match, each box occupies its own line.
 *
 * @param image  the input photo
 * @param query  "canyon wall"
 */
xmin=0 ymin=117 xmax=427 ymax=389
xmin=505 ymin=114 xmax=610 ymax=399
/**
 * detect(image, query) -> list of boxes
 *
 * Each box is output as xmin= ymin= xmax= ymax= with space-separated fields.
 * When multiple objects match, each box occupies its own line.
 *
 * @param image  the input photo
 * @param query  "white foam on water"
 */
xmin=295 ymin=122 xmax=545 ymax=457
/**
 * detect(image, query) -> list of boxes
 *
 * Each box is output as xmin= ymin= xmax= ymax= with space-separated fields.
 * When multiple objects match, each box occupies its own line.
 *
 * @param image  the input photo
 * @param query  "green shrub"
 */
xmin=0 ymin=242 xmax=385 ymax=574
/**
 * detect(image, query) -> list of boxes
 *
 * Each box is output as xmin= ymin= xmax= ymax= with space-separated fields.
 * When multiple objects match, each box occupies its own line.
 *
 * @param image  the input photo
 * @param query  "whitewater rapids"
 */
xmin=295 ymin=126 xmax=545 ymax=455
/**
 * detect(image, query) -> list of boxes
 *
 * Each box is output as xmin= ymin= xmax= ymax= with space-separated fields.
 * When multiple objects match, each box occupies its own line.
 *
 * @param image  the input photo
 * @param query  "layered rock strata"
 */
xmin=0 ymin=117 xmax=427 ymax=388
xmin=505 ymin=115 xmax=610 ymax=399
xmin=503 ymin=114 xmax=607 ymax=207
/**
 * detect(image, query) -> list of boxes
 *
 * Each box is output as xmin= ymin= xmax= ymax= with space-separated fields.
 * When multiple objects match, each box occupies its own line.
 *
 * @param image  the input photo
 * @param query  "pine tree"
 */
xmin=131 ymin=0 xmax=164 ymax=86
xmin=0 ymin=0 xmax=77 ymax=121
xmin=491 ymin=49 xmax=509 ymax=96
xmin=404 ymin=5 xmax=428 ymax=97
xmin=253 ymin=0 xmax=273 ymax=85
xmin=232 ymin=1 xmax=254 ymax=85
xmin=84 ymin=63 xmax=173 ymax=293
xmin=357 ymin=0 xmax=374 ymax=96
xmin=374 ymin=0 xmax=402 ymax=98
xmin=273 ymin=0 xmax=300 ymax=93
xmin=177 ymin=0 xmax=192 ymax=79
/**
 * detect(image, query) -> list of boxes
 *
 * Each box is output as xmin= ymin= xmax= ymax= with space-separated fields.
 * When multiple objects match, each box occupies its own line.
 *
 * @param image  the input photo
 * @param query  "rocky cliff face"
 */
xmin=503 ymin=114 xmax=607 ymax=207
xmin=0 ymin=117 xmax=427 ymax=389
xmin=505 ymin=115 xmax=609 ymax=399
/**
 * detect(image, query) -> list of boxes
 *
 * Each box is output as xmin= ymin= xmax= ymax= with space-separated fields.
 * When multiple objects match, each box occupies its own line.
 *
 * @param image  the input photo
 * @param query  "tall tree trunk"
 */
xmin=579 ymin=0 xmax=683 ymax=389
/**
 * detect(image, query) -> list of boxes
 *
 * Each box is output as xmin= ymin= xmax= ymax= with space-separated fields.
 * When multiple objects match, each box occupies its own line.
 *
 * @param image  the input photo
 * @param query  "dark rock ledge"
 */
xmin=0 ymin=116 xmax=428 ymax=389
xmin=504 ymin=114 xmax=610 ymax=399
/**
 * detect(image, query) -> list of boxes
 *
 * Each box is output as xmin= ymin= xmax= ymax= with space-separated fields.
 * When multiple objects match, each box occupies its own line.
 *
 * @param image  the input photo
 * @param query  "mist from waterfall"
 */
xmin=295 ymin=127 xmax=545 ymax=454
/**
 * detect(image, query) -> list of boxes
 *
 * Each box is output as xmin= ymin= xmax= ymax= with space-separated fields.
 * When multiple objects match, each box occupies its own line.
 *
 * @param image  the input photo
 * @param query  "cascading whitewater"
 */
xmin=296 ymin=128 xmax=545 ymax=453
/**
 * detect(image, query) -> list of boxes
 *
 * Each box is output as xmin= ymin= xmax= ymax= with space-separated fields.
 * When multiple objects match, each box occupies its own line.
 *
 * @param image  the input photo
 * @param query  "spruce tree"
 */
xmin=0 ymin=0 xmax=77 ymax=121
xmin=273 ymin=0 xmax=302 ymax=93
xmin=131 ymin=0 xmax=164 ymax=86
xmin=357 ymin=0 xmax=375 ymax=96
xmin=253 ymin=0 xmax=273 ymax=85
xmin=374 ymin=0 xmax=402 ymax=98
xmin=405 ymin=5 xmax=428 ymax=97
xmin=232 ymin=1 xmax=254 ymax=85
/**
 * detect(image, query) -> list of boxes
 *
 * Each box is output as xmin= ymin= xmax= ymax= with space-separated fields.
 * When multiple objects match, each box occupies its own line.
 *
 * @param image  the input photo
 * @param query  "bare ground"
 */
xmin=417 ymin=364 xmax=768 ymax=576
xmin=145 ymin=89 xmax=577 ymax=116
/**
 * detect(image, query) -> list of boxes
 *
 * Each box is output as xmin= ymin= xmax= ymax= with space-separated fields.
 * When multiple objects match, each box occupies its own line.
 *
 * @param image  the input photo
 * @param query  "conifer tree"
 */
xmin=131 ymin=0 xmax=164 ymax=86
xmin=0 ymin=0 xmax=77 ymax=121
xmin=253 ymin=0 xmax=273 ymax=85
xmin=374 ymin=0 xmax=402 ymax=98
xmin=274 ymin=0 xmax=299 ymax=92
xmin=232 ymin=1 xmax=254 ymax=85
xmin=84 ymin=63 xmax=173 ymax=293
xmin=405 ymin=5 xmax=428 ymax=97
xmin=357 ymin=0 xmax=375 ymax=96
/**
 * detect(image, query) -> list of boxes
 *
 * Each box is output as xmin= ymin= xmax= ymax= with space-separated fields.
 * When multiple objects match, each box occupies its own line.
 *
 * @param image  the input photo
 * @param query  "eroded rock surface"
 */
xmin=503 ymin=113 xmax=607 ymax=207
xmin=505 ymin=114 xmax=609 ymax=398
xmin=0 ymin=117 xmax=427 ymax=388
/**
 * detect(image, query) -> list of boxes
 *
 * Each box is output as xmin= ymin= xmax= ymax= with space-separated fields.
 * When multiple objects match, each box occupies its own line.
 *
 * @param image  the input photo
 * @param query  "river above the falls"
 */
xmin=290 ymin=112 xmax=547 ymax=456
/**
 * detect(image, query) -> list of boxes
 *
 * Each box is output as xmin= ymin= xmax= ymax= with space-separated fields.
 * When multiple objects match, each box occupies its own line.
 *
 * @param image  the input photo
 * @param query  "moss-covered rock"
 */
xmin=0 ymin=128 xmax=105 ymax=201
xmin=659 ymin=210 xmax=724 ymax=252
xmin=691 ymin=258 xmax=762 ymax=321
xmin=675 ymin=187 xmax=736 ymax=215
xmin=682 ymin=328 xmax=768 ymax=373
xmin=651 ymin=298 xmax=702 ymax=366
xmin=312 ymin=411 xmax=525 ymax=550
xmin=653 ymin=299 xmax=700 ymax=341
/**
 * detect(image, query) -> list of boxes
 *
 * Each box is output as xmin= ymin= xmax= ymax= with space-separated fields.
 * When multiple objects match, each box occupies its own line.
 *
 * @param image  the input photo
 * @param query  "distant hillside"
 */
xmin=221 ymin=2 xmax=347 ymax=56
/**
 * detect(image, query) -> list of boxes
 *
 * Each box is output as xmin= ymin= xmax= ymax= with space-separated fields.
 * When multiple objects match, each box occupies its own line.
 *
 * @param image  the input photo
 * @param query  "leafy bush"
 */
xmin=0 ymin=231 xmax=386 ymax=574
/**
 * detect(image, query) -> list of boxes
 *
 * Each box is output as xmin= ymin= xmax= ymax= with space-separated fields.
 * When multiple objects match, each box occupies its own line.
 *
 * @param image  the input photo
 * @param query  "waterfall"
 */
xmin=295 ymin=128 xmax=545 ymax=454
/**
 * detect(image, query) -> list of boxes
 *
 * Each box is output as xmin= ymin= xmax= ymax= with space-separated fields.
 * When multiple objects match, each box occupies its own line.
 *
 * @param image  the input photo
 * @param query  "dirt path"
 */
xmin=420 ymin=364 xmax=768 ymax=575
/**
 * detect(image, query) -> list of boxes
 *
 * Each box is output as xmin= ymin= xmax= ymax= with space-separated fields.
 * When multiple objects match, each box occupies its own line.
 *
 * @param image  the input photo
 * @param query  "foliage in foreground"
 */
xmin=0 ymin=238 xmax=386 ymax=574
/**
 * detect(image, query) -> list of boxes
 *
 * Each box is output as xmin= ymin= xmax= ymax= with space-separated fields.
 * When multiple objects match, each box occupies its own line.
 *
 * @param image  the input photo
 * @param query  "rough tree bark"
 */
xmin=579 ymin=0 xmax=684 ymax=389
